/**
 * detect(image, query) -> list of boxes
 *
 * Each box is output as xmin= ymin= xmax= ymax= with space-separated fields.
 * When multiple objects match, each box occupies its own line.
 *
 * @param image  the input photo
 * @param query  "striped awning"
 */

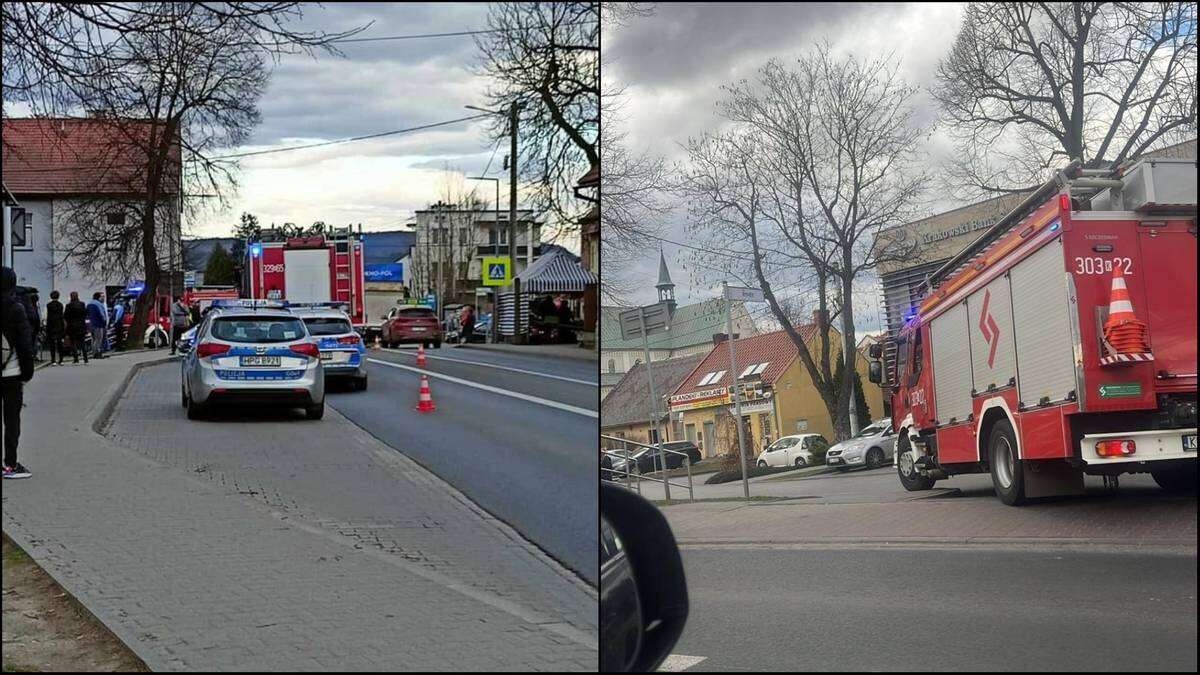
xmin=516 ymin=248 xmax=598 ymax=293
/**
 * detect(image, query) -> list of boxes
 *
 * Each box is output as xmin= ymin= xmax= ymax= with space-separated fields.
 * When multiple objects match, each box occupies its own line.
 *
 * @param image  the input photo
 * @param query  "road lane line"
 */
xmin=367 ymin=357 xmax=598 ymax=418
xmin=381 ymin=347 xmax=596 ymax=386
xmin=659 ymin=655 xmax=707 ymax=671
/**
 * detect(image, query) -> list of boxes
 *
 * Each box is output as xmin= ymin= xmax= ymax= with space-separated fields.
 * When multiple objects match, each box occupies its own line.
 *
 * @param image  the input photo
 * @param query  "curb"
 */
xmin=91 ymin=355 xmax=175 ymax=436
xmin=675 ymin=537 xmax=1199 ymax=553
xmin=457 ymin=342 xmax=598 ymax=363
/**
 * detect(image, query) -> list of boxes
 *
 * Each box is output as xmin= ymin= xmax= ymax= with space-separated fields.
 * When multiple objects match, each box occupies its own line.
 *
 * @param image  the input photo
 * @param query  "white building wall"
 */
xmin=9 ymin=199 xmax=55 ymax=293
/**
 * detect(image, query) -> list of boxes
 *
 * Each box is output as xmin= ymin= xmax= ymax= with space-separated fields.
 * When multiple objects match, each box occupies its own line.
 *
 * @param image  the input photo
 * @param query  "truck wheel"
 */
xmin=896 ymin=436 xmax=936 ymax=491
xmin=1151 ymin=465 xmax=1198 ymax=493
xmin=988 ymin=418 xmax=1026 ymax=506
xmin=305 ymin=401 xmax=325 ymax=420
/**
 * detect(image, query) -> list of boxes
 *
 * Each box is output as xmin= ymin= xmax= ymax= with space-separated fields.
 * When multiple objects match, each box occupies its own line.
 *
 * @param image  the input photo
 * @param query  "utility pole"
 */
xmin=509 ymin=100 xmax=523 ymax=344
xmin=724 ymin=280 xmax=751 ymax=500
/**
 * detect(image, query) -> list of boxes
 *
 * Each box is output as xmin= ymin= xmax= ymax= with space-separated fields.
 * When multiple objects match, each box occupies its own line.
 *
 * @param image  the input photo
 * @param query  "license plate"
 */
xmin=412 ymin=327 xmax=426 ymax=332
xmin=240 ymin=356 xmax=280 ymax=367
xmin=1185 ymin=435 xmax=1197 ymax=452
xmin=320 ymin=352 xmax=333 ymax=361
xmin=828 ymin=457 xmax=842 ymax=464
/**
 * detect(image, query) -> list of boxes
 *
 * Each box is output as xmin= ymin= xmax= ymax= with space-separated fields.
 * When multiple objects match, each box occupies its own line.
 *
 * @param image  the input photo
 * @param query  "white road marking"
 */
xmin=367 ymin=358 xmax=598 ymax=418
xmin=383 ymin=347 xmax=596 ymax=386
xmin=659 ymin=654 xmax=707 ymax=671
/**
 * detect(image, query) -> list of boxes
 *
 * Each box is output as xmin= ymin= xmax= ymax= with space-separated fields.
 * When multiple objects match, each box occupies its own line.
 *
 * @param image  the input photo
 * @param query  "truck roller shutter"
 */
xmin=931 ymin=301 xmax=973 ymax=424
xmin=968 ymin=275 xmax=1017 ymax=393
xmin=1010 ymin=239 xmax=1076 ymax=406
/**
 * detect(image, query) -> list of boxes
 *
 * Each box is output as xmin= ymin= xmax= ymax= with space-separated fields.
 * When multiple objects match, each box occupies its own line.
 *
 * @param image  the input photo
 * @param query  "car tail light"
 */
xmin=1095 ymin=439 xmax=1136 ymax=457
xmin=196 ymin=342 xmax=231 ymax=359
xmin=290 ymin=343 xmax=320 ymax=358
xmin=337 ymin=335 xmax=361 ymax=345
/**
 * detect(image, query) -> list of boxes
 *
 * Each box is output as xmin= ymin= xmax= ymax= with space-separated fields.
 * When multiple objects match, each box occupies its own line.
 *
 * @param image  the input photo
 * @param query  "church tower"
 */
xmin=656 ymin=248 xmax=676 ymax=309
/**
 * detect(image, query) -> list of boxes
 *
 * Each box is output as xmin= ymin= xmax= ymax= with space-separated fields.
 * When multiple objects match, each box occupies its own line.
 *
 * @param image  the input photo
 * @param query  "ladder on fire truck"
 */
xmin=328 ymin=225 xmax=357 ymax=316
xmin=916 ymin=158 xmax=1150 ymax=298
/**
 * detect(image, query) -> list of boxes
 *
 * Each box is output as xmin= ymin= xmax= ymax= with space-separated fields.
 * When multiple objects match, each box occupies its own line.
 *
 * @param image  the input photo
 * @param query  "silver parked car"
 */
xmin=180 ymin=303 xmax=325 ymax=420
xmin=825 ymin=419 xmax=897 ymax=471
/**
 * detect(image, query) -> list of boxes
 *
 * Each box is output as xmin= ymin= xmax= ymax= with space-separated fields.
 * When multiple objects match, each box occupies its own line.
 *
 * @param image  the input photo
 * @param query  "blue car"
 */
xmin=289 ymin=305 xmax=368 ymax=391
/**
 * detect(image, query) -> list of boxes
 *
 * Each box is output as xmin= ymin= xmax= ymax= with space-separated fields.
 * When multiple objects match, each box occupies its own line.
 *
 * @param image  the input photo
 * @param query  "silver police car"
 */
xmin=288 ymin=304 xmax=368 ymax=391
xmin=180 ymin=301 xmax=325 ymax=420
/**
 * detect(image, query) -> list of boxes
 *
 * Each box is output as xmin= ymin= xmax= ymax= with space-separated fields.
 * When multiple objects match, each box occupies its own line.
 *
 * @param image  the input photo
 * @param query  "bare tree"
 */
xmin=4 ymin=2 xmax=364 ymax=346
xmin=475 ymin=1 xmax=599 ymax=225
xmin=934 ymin=2 xmax=1197 ymax=195
xmin=680 ymin=46 xmax=928 ymax=440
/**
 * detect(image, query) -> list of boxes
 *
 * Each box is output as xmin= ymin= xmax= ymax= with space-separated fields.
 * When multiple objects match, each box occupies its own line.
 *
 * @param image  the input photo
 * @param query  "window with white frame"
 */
xmin=697 ymin=370 xmax=727 ymax=386
xmin=739 ymin=362 xmax=769 ymax=378
xmin=10 ymin=209 xmax=32 ymax=250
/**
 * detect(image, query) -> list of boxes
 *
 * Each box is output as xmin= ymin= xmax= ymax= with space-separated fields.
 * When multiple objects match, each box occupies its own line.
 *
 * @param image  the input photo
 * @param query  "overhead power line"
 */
xmin=2 ymin=113 xmax=493 ymax=172
xmin=330 ymin=20 xmax=598 ymax=44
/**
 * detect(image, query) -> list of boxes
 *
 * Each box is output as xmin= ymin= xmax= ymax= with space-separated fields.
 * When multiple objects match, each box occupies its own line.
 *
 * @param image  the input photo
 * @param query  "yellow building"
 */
xmin=667 ymin=324 xmax=885 ymax=459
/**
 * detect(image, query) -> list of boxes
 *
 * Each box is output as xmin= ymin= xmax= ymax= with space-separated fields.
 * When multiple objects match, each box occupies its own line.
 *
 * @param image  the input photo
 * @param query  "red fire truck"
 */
xmin=243 ymin=228 xmax=366 ymax=329
xmin=868 ymin=158 xmax=1197 ymax=505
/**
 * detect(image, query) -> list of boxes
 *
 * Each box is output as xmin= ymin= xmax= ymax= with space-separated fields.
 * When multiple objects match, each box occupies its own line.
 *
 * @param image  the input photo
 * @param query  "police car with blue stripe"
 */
xmin=181 ymin=300 xmax=325 ymax=420
xmin=287 ymin=303 xmax=368 ymax=391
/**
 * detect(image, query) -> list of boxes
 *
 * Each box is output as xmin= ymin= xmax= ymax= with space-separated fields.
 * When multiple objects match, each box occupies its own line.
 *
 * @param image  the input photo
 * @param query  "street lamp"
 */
xmin=467 ymin=175 xmax=501 ymax=344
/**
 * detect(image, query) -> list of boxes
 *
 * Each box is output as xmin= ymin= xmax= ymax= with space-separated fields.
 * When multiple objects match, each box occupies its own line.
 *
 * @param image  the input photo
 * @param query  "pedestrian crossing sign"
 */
xmin=482 ymin=257 xmax=511 ymax=286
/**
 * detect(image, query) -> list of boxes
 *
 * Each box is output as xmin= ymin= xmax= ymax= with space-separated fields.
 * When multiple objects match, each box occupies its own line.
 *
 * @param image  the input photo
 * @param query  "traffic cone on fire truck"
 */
xmin=1100 ymin=264 xmax=1153 ymax=365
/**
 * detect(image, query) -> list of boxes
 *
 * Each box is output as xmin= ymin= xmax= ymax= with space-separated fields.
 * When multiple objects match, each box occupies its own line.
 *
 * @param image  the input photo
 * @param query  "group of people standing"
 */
xmin=37 ymin=290 xmax=111 ymax=365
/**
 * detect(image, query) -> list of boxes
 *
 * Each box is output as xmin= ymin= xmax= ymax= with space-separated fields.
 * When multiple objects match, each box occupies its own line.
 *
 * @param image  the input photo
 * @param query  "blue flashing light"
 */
xmin=903 ymin=307 xmax=919 ymax=323
xmin=126 ymin=281 xmax=146 ymax=294
xmin=1049 ymin=222 xmax=1061 ymax=232
xmin=250 ymin=243 xmax=262 ymax=257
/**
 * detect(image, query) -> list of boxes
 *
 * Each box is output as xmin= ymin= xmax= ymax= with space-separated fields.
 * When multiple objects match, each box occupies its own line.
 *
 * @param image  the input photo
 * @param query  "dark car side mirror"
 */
xmin=600 ymin=481 xmax=689 ymax=672
xmin=868 ymin=360 xmax=882 ymax=384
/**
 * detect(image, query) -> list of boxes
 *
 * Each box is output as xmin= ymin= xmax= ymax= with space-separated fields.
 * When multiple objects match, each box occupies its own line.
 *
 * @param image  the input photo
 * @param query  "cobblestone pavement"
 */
xmin=4 ymin=357 xmax=596 ymax=671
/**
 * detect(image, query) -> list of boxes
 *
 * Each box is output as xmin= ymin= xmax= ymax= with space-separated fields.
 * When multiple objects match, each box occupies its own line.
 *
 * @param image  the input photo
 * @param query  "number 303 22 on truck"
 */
xmin=868 ymin=159 xmax=1197 ymax=505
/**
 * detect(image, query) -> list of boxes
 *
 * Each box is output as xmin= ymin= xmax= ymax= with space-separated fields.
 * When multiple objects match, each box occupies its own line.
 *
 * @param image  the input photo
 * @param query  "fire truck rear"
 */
xmin=868 ymin=158 xmax=1197 ymax=505
xmin=243 ymin=228 xmax=366 ymax=329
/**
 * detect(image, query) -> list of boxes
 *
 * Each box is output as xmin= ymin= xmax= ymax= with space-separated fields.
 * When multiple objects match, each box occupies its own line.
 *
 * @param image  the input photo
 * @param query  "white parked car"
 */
xmin=756 ymin=434 xmax=831 ymax=469
xmin=825 ymin=419 xmax=897 ymax=471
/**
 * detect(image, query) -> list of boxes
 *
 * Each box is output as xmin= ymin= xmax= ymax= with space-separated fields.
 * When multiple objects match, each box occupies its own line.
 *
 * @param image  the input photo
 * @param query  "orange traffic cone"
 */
xmin=415 ymin=374 xmax=436 ymax=413
xmin=416 ymin=343 xmax=426 ymax=367
xmin=1101 ymin=264 xmax=1152 ymax=363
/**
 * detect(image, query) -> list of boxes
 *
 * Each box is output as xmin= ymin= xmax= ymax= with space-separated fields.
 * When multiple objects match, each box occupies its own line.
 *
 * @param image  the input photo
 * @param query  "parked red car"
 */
xmin=380 ymin=306 xmax=442 ymax=348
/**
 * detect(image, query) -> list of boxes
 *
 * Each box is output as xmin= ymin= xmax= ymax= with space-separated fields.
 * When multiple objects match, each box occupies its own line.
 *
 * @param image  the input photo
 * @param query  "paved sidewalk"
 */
xmin=3 ymin=353 xmax=596 ymax=671
xmin=457 ymin=342 xmax=597 ymax=363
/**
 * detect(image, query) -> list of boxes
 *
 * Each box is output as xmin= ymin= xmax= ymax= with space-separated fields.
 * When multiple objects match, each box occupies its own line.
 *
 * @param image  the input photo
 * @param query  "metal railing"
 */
xmin=600 ymin=435 xmax=695 ymax=502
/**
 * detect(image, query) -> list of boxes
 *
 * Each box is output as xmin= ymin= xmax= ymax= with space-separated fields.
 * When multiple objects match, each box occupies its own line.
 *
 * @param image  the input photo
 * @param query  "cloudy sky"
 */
xmin=185 ymin=3 xmax=508 ymax=239
xmin=603 ymin=2 xmax=967 ymax=334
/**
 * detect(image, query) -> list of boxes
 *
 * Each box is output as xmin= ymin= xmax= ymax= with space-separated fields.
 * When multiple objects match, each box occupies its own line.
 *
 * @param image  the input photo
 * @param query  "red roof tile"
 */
xmin=671 ymin=326 xmax=820 ymax=399
xmin=2 ymin=118 xmax=181 ymax=196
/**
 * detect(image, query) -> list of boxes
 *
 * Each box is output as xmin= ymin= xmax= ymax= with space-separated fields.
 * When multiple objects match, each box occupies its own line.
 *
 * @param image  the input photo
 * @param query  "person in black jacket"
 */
xmin=63 ymin=291 xmax=89 ymax=364
xmin=2 ymin=267 xmax=36 ymax=479
xmin=45 ymin=291 xmax=66 ymax=365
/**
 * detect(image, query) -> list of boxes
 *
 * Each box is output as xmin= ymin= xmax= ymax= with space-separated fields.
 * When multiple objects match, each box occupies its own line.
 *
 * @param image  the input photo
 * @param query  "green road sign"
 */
xmin=482 ymin=256 xmax=511 ymax=286
xmin=1098 ymin=382 xmax=1142 ymax=398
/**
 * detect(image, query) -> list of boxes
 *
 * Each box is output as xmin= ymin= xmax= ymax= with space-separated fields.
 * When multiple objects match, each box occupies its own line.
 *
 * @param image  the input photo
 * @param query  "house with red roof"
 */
xmin=667 ymin=317 xmax=886 ymax=459
xmin=2 ymin=116 xmax=182 ymax=299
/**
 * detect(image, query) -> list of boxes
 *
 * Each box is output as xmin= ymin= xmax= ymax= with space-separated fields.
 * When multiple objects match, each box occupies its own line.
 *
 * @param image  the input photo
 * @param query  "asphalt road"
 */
xmin=326 ymin=344 xmax=599 ymax=583
xmin=665 ymin=546 xmax=1198 ymax=672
